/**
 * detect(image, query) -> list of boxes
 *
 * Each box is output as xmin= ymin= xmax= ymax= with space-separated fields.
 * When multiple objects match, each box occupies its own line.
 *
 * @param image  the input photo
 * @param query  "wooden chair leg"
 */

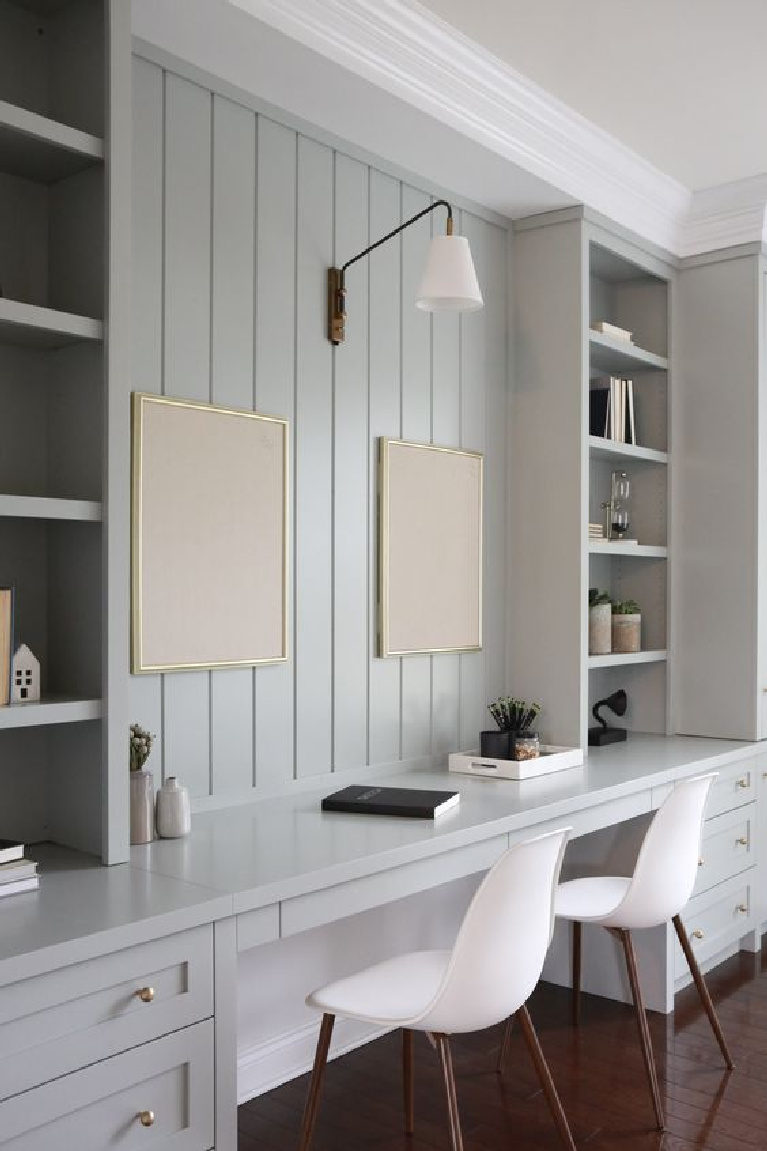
xmin=673 ymin=914 xmax=735 ymax=1070
xmin=517 ymin=1005 xmax=577 ymax=1151
xmin=434 ymin=1033 xmax=464 ymax=1151
xmin=402 ymin=1028 xmax=415 ymax=1135
xmin=618 ymin=929 xmax=665 ymax=1130
xmin=496 ymin=1015 xmax=513 ymax=1074
xmin=572 ymin=920 xmax=582 ymax=1026
xmin=298 ymin=1014 xmax=335 ymax=1151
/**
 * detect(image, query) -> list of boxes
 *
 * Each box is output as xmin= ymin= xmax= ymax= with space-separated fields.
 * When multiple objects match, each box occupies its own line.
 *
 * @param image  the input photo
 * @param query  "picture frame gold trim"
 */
xmin=378 ymin=437 xmax=483 ymax=658
xmin=131 ymin=392 xmax=289 ymax=674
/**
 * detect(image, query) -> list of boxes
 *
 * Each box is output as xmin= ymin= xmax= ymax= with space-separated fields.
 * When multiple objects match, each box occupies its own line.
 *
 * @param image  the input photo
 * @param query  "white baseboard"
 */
xmin=237 ymin=1017 xmax=390 ymax=1104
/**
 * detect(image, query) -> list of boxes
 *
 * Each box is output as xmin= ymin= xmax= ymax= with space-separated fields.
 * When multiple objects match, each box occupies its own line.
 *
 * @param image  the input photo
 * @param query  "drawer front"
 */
xmin=0 ymin=1020 xmax=213 ymax=1150
xmin=675 ymin=876 xmax=753 ymax=979
xmin=693 ymin=806 xmax=756 ymax=898
xmin=0 ymin=925 xmax=213 ymax=1101
xmin=705 ymin=760 xmax=758 ymax=819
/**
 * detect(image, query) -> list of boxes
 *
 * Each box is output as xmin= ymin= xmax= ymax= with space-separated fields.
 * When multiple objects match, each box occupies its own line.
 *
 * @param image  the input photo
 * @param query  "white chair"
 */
xmin=502 ymin=774 xmax=733 ymax=1132
xmin=298 ymin=828 xmax=575 ymax=1151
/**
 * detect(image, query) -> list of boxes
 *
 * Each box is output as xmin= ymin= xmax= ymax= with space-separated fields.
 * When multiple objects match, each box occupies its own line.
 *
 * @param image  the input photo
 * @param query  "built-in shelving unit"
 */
xmin=0 ymin=696 xmax=101 ymax=729
xmin=0 ymin=494 xmax=102 ymax=520
xmin=588 ymin=542 xmax=668 ymax=558
xmin=588 ymin=330 xmax=668 ymax=375
xmin=0 ymin=98 xmax=103 ymax=182
xmin=588 ymin=650 xmax=667 ymax=670
xmin=588 ymin=436 xmax=668 ymax=467
xmin=0 ymin=298 xmax=103 ymax=348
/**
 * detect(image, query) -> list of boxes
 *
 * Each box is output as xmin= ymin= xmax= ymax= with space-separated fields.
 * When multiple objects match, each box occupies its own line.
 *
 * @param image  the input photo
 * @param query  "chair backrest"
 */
xmin=416 ymin=827 xmax=570 ymax=1034
xmin=605 ymin=773 xmax=715 ymax=930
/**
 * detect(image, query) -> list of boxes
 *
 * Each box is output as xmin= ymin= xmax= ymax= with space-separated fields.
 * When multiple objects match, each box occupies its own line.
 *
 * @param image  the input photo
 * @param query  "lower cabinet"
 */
xmin=0 ymin=1020 xmax=214 ymax=1150
xmin=675 ymin=873 xmax=754 ymax=980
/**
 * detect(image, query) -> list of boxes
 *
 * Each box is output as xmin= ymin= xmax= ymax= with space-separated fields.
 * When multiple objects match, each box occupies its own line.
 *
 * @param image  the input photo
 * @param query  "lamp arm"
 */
xmin=340 ymin=199 xmax=452 ymax=276
xmin=591 ymin=700 xmax=608 ymax=729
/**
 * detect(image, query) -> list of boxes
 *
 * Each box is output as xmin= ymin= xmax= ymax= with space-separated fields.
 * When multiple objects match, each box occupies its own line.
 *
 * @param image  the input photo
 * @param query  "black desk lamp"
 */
xmin=588 ymin=689 xmax=628 ymax=746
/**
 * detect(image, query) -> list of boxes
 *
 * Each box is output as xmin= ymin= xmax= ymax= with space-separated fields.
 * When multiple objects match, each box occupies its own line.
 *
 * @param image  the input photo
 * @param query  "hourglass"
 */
xmin=603 ymin=470 xmax=631 ymax=541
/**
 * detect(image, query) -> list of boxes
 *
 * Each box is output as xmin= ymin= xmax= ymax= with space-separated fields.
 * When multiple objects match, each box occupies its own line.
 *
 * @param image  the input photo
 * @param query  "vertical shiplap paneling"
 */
xmin=430 ymin=202 xmax=461 ymax=755
xmin=294 ymin=136 xmax=334 ymax=778
xmin=129 ymin=57 xmax=164 ymax=759
xmin=209 ymin=94 xmax=257 ymax=796
xmin=332 ymin=154 xmax=369 ymax=770
xmin=254 ymin=117 xmax=296 ymax=790
xmin=162 ymin=73 xmax=212 ymax=796
xmin=483 ymin=223 xmax=508 ymax=704
xmin=459 ymin=211 xmax=488 ymax=751
xmin=367 ymin=169 xmax=401 ymax=765
xmin=400 ymin=185 xmax=432 ymax=760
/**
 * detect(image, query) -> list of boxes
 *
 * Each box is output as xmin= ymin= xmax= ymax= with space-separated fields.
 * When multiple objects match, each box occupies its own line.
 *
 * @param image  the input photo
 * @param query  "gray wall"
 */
xmin=130 ymin=52 xmax=509 ymax=804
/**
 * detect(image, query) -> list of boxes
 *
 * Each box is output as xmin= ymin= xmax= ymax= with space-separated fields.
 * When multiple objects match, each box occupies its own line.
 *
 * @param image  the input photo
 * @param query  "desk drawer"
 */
xmin=693 ymin=806 xmax=755 ymax=898
xmin=0 ymin=925 xmax=213 ymax=1101
xmin=675 ymin=875 xmax=753 ymax=979
xmin=705 ymin=760 xmax=757 ymax=819
xmin=0 ymin=1020 xmax=213 ymax=1150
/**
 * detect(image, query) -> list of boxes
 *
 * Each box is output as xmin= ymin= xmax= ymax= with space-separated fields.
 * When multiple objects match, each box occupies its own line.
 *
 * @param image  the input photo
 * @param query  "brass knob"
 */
xmin=691 ymin=929 xmax=704 ymax=940
xmin=698 ymin=857 xmax=705 ymax=867
xmin=762 ymin=772 xmax=767 ymax=780
xmin=139 ymin=1111 xmax=155 ymax=1128
xmin=736 ymin=903 xmax=748 ymax=914
xmin=736 ymin=836 xmax=749 ymax=846
xmin=135 ymin=986 xmax=155 ymax=1004
xmin=737 ymin=777 xmax=749 ymax=789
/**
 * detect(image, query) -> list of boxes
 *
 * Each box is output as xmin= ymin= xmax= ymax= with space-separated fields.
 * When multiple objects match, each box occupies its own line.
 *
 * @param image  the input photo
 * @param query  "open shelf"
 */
xmin=0 ymin=99 xmax=103 ymax=183
xmin=0 ymin=298 xmax=103 ymax=348
xmin=588 ymin=436 xmax=668 ymax=466
xmin=589 ymin=542 xmax=667 ymax=558
xmin=588 ymin=650 xmax=667 ymax=670
xmin=589 ymin=331 xmax=668 ymax=376
xmin=0 ymin=696 xmax=101 ymax=729
xmin=0 ymin=494 xmax=102 ymax=521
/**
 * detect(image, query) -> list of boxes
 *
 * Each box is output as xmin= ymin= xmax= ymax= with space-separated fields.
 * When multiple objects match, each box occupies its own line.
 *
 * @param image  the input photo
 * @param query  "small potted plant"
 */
xmin=484 ymin=696 xmax=542 ymax=760
xmin=612 ymin=599 xmax=641 ymax=654
xmin=130 ymin=722 xmax=155 ymax=845
xmin=589 ymin=588 xmax=612 ymax=655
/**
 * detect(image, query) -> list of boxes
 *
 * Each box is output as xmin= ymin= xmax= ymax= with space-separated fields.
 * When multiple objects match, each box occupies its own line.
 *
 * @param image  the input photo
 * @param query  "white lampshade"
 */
xmin=416 ymin=234 xmax=483 ymax=312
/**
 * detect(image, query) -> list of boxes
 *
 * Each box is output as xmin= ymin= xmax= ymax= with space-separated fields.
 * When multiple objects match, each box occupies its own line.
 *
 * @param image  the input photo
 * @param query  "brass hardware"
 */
xmin=691 ymin=929 xmax=704 ymax=940
xmin=763 ymin=772 xmax=767 ymax=780
xmin=698 ymin=857 xmax=705 ymax=867
xmin=135 ymin=986 xmax=155 ymax=1003
xmin=327 ymin=267 xmax=345 ymax=345
xmin=737 ymin=903 xmax=748 ymax=914
xmin=737 ymin=777 xmax=750 ymax=789
xmin=138 ymin=1111 xmax=155 ymax=1128
xmin=736 ymin=836 xmax=749 ymax=847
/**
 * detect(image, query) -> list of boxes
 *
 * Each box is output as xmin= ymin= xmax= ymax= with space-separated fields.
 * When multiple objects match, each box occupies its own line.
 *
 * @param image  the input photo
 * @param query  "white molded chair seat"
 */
xmin=307 ymin=950 xmax=450 ymax=1026
xmin=555 ymin=876 xmax=631 ymax=923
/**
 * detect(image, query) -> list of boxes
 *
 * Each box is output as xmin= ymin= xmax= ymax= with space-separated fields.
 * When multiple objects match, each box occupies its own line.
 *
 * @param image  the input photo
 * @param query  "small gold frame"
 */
xmin=378 ymin=437 xmax=483 ymax=658
xmin=131 ymin=392 xmax=289 ymax=673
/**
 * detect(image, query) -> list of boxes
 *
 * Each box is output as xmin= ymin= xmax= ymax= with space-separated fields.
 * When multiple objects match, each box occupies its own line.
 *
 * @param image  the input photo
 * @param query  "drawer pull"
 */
xmin=737 ymin=777 xmax=750 ymax=789
xmin=698 ymin=857 xmax=705 ymax=868
xmin=736 ymin=837 xmax=749 ymax=847
xmin=691 ymin=929 xmax=704 ymax=940
xmin=135 ymin=986 xmax=155 ymax=1004
xmin=138 ymin=1111 xmax=155 ymax=1128
xmin=736 ymin=903 xmax=748 ymax=914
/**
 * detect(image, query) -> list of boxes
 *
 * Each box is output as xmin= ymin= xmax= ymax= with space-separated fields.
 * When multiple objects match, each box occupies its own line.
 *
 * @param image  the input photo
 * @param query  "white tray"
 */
xmin=448 ymin=744 xmax=584 ymax=781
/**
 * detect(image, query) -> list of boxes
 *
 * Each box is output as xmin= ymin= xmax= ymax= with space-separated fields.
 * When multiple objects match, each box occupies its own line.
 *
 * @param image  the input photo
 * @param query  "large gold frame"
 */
xmin=378 ymin=437 xmax=483 ymax=658
xmin=131 ymin=392 xmax=289 ymax=673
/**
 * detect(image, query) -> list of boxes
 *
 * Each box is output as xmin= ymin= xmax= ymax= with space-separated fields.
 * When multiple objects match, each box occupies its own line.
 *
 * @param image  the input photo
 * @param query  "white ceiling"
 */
xmin=420 ymin=0 xmax=767 ymax=191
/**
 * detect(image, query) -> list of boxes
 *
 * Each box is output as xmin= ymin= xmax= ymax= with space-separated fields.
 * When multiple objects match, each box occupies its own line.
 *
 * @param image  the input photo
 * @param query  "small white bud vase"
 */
xmin=130 ymin=770 xmax=154 ymax=845
xmin=156 ymin=777 xmax=191 ymax=838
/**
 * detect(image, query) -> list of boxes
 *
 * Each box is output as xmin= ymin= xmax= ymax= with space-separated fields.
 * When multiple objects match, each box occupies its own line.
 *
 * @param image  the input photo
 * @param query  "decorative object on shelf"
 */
xmin=480 ymin=728 xmax=512 ymax=760
xmin=132 ymin=393 xmax=289 ymax=673
xmin=378 ymin=438 xmax=482 ymax=657
xmin=449 ymin=744 xmax=583 ymax=782
xmin=10 ymin=644 xmax=40 ymax=704
xmin=588 ymin=522 xmax=605 ymax=541
xmin=0 ymin=588 xmax=13 ymax=707
xmin=588 ymin=688 xmax=628 ymax=747
xmin=514 ymin=731 xmax=540 ymax=761
xmin=590 ymin=378 xmax=636 ymax=444
xmin=130 ymin=722 xmax=155 ymax=845
xmin=591 ymin=320 xmax=633 ymax=344
xmin=589 ymin=589 xmax=612 ymax=655
xmin=156 ymin=776 xmax=191 ymax=838
xmin=612 ymin=600 xmax=642 ymax=654
xmin=486 ymin=696 xmax=541 ymax=761
xmin=328 ymin=199 xmax=482 ymax=345
xmin=603 ymin=469 xmax=631 ymax=540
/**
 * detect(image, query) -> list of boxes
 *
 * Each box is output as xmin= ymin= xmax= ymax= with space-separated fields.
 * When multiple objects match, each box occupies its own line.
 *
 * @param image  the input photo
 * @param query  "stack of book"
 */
xmin=589 ymin=522 xmax=605 ymax=541
xmin=590 ymin=378 xmax=636 ymax=445
xmin=591 ymin=320 xmax=633 ymax=344
xmin=0 ymin=839 xmax=39 ymax=899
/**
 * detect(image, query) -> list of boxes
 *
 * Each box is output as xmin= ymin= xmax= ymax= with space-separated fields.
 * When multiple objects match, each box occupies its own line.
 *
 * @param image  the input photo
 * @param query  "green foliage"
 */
xmin=589 ymin=587 xmax=611 ymax=607
xmin=130 ymin=722 xmax=155 ymax=772
xmin=487 ymin=696 xmax=541 ymax=733
xmin=612 ymin=599 xmax=641 ymax=616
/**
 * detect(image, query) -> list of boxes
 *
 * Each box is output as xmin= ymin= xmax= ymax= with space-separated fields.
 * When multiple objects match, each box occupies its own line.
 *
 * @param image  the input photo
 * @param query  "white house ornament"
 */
xmin=11 ymin=644 xmax=40 ymax=703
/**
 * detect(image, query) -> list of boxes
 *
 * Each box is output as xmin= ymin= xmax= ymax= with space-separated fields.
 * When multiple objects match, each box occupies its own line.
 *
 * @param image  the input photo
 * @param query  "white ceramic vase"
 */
xmin=130 ymin=770 xmax=155 ymax=845
xmin=589 ymin=603 xmax=612 ymax=655
xmin=156 ymin=776 xmax=191 ymax=838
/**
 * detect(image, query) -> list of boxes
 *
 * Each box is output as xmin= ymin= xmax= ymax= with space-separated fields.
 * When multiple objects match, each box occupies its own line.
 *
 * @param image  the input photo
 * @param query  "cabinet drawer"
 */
xmin=693 ymin=806 xmax=755 ymax=898
xmin=705 ymin=760 xmax=757 ymax=818
xmin=0 ymin=925 xmax=213 ymax=1101
xmin=675 ymin=876 xmax=753 ymax=979
xmin=0 ymin=1020 xmax=213 ymax=1150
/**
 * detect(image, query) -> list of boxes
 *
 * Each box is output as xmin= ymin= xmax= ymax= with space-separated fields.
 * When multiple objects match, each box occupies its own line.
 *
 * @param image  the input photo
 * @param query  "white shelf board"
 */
xmin=589 ymin=331 xmax=668 ymax=376
xmin=0 ymin=99 xmax=103 ymax=183
xmin=588 ymin=542 xmax=668 ymax=558
xmin=588 ymin=650 xmax=667 ymax=670
xmin=0 ymin=494 xmax=102 ymax=521
xmin=588 ymin=436 xmax=668 ymax=466
xmin=0 ymin=298 xmax=103 ymax=349
xmin=0 ymin=696 xmax=102 ymax=730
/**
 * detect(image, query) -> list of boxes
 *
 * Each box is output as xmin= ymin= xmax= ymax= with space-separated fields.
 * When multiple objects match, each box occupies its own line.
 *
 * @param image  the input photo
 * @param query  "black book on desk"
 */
xmin=322 ymin=785 xmax=460 ymax=819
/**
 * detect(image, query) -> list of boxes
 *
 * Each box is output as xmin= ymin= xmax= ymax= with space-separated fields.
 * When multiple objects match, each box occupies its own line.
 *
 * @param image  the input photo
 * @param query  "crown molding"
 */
xmin=683 ymin=175 xmax=767 ymax=258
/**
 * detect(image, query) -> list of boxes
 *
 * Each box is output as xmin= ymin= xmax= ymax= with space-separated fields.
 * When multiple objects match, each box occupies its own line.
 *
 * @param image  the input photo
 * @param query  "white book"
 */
xmin=592 ymin=320 xmax=633 ymax=343
xmin=0 ymin=858 xmax=38 ymax=884
xmin=627 ymin=379 xmax=636 ymax=445
xmin=0 ymin=875 xmax=39 ymax=898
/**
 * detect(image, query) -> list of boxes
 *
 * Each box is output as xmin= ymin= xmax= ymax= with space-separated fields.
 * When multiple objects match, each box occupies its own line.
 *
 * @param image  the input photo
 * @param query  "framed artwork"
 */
xmin=378 ymin=437 xmax=483 ymax=657
xmin=131 ymin=393 xmax=289 ymax=673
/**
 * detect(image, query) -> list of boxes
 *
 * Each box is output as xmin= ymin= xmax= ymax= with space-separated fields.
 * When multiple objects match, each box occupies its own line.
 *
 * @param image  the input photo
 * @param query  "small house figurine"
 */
xmin=11 ymin=644 xmax=40 ymax=704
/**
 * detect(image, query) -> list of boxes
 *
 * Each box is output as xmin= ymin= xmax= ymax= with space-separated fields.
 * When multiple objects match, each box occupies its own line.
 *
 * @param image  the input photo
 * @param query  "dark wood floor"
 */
xmin=239 ymin=942 xmax=767 ymax=1150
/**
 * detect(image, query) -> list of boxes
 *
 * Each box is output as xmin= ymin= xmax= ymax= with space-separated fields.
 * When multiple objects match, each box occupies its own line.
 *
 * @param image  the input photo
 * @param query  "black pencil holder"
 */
xmin=480 ymin=730 xmax=513 ymax=760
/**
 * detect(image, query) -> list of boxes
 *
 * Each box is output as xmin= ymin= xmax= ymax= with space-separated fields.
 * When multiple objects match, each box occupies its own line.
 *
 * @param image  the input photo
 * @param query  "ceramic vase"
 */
xmin=130 ymin=770 xmax=155 ymax=845
xmin=612 ymin=612 xmax=641 ymax=654
xmin=589 ymin=603 xmax=612 ymax=654
xmin=156 ymin=776 xmax=191 ymax=838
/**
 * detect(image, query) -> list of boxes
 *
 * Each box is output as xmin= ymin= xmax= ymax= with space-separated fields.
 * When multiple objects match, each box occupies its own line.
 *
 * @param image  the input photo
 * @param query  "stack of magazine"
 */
xmin=590 ymin=378 xmax=636 ymax=445
xmin=0 ymin=840 xmax=38 ymax=900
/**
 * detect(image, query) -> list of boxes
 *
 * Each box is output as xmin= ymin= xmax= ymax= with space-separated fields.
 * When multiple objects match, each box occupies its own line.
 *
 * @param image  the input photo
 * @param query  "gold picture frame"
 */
xmin=378 ymin=437 xmax=483 ymax=658
xmin=131 ymin=393 xmax=289 ymax=673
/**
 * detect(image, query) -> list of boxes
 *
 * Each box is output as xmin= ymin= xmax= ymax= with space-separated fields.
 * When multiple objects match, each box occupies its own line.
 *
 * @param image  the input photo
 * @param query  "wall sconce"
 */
xmin=327 ymin=199 xmax=483 ymax=345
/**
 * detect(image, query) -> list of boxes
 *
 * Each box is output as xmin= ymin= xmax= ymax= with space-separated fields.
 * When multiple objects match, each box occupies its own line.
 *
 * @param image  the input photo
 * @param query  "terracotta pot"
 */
xmin=612 ymin=613 xmax=641 ymax=654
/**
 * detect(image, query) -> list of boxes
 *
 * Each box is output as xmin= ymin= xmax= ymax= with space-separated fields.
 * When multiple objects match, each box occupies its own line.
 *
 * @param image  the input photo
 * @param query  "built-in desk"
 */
xmin=1 ymin=735 xmax=765 ymax=1150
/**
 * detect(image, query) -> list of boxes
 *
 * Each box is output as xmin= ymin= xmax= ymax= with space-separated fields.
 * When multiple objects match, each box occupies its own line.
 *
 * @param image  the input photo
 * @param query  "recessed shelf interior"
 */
xmin=588 ymin=660 xmax=668 ymax=736
xmin=589 ymin=457 xmax=667 ymax=549
xmin=588 ymin=649 xmax=667 ymax=670
xmin=588 ymin=436 xmax=668 ymax=466
xmin=0 ymin=98 xmax=103 ymax=183
xmin=589 ymin=241 xmax=669 ymax=361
